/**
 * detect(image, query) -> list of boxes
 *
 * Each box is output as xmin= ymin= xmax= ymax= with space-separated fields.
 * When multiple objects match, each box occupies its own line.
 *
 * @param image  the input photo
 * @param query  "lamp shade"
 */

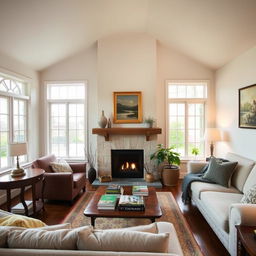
xmin=9 ymin=143 xmax=27 ymax=156
xmin=204 ymin=128 xmax=222 ymax=142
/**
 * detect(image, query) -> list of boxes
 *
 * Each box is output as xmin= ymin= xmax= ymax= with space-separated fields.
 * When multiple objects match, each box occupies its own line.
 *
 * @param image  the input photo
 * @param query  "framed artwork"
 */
xmin=239 ymin=84 xmax=256 ymax=129
xmin=113 ymin=91 xmax=142 ymax=124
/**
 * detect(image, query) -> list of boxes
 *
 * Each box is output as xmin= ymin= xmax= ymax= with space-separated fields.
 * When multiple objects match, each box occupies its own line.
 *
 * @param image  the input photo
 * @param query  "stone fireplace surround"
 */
xmin=97 ymin=134 xmax=158 ymax=178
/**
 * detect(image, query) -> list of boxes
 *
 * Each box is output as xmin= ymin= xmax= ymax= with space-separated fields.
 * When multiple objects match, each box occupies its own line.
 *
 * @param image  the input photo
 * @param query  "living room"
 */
xmin=0 ymin=1 xmax=256 ymax=256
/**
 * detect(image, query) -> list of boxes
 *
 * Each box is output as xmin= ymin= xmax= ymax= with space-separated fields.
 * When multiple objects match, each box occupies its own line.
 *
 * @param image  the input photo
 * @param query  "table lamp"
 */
xmin=204 ymin=128 xmax=221 ymax=157
xmin=9 ymin=143 xmax=27 ymax=177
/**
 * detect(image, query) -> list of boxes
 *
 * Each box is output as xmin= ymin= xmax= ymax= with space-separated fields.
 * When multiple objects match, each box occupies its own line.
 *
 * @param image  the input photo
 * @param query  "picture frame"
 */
xmin=113 ymin=91 xmax=142 ymax=124
xmin=239 ymin=84 xmax=256 ymax=129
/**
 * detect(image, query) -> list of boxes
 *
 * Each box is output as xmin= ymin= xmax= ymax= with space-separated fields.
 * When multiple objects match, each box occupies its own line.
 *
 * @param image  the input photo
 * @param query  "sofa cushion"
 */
xmin=77 ymin=229 xmax=169 ymax=253
xmin=243 ymin=165 xmax=256 ymax=194
xmin=241 ymin=185 xmax=256 ymax=204
xmin=191 ymin=182 xmax=240 ymax=200
xmin=0 ymin=215 xmax=46 ymax=228
xmin=8 ymin=226 xmax=91 ymax=249
xmin=203 ymin=157 xmax=237 ymax=187
xmin=73 ymin=173 xmax=85 ymax=189
xmin=97 ymin=222 xmax=158 ymax=233
xmin=226 ymin=152 xmax=255 ymax=192
xmin=200 ymin=192 xmax=243 ymax=233
xmin=0 ymin=223 xmax=71 ymax=248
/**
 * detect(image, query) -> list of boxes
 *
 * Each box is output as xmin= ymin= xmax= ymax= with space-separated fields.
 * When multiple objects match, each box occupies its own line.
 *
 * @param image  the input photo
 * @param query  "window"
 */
xmin=167 ymin=81 xmax=207 ymax=159
xmin=47 ymin=82 xmax=87 ymax=159
xmin=0 ymin=75 xmax=28 ymax=170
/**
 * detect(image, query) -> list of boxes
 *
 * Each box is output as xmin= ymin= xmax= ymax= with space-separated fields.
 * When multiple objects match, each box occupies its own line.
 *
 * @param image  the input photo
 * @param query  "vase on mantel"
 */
xmin=98 ymin=110 xmax=107 ymax=128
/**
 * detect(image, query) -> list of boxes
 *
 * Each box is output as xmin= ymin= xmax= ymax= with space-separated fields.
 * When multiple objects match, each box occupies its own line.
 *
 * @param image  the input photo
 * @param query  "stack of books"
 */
xmin=97 ymin=194 xmax=118 ymax=210
xmin=106 ymin=185 xmax=123 ymax=197
xmin=132 ymin=185 xmax=149 ymax=196
xmin=118 ymin=195 xmax=145 ymax=211
xmin=11 ymin=200 xmax=33 ymax=215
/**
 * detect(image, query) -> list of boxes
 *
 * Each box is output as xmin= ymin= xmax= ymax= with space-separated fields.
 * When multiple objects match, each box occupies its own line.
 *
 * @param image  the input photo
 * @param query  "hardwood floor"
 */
xmin=0 ymin=180 xmax=230 ymax=256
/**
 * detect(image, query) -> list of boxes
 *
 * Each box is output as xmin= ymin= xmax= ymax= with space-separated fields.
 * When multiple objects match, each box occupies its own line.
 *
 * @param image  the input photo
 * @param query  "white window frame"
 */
xmin=45 ymin=81 xmax=88 ymax=160
xmin=165 ymin=80 xmax=208 ymax=160
xmin=0 ymin=70 xmax=30 ymax=172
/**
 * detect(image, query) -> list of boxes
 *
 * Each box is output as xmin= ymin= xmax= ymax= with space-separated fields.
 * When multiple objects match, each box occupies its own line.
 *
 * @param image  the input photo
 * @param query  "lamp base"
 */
xmin=11 ymin=168 xmax=25 ymax=177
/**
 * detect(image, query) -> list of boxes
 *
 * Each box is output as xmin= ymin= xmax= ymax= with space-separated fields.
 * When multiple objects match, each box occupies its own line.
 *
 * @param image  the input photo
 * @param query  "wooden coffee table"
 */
xmin=84 ymin=186 xmax=162 ymax=226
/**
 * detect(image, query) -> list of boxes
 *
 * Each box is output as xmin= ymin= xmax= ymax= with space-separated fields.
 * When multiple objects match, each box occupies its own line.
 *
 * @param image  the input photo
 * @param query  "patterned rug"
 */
xmin=62 ymin=191 xmax=203 ymax=256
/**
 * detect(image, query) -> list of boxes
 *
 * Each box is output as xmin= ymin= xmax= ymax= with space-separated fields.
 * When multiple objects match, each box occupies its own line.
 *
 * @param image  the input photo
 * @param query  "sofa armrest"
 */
xmin=156 ymin=222 xmax=183 ymax=256
xmin=187 ymin=161 xmax=207 ymax=174
xmin=69 ymin=163 xmax=86 ymax=173
xmin=44 ymin=172 xmax=73 ymax=190
xmin=229 ymin=203 xmax=256 ymax=256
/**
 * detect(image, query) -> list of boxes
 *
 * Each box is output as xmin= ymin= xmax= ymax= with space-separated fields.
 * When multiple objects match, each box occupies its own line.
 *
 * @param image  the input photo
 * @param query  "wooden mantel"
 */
xmin=92 ymin=128 xmax=162 ymax=141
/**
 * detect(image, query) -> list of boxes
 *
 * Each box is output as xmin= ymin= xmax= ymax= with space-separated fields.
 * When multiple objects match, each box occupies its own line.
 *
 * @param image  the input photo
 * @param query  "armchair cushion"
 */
xmin=32 ymin=154 xmax=56 ymax=173
xmin=241 ymin=185 xmax=256 ymax=204
xmin=73 ymin=173 xmax=86 ymax=189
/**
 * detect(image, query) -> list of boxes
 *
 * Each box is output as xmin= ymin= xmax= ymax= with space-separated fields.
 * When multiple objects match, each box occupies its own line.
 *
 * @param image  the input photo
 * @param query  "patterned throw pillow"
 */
xmin=241 ymin=185 xmax=256 ymax=204
xmin=50 ymin=159 xmax=72 ymax=173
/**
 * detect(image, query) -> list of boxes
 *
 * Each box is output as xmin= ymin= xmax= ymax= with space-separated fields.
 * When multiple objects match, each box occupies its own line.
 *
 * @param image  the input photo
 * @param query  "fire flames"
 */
xmin=121 ymin=162 xmax=137 ymax=171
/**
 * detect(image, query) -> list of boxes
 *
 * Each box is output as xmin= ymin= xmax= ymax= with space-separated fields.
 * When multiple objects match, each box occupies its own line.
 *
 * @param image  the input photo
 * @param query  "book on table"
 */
xmin=11 ymin=200 xmax=33 ymax=215
xmin=105 ymin=185 xmax=124 ymax=197
xmin=132 ymin=185 xmax=149 ymax=196
xmin=97 ymin=194 xmax=118 ymax=210
xmin=118 ymin=195 xmax=145 ymax=211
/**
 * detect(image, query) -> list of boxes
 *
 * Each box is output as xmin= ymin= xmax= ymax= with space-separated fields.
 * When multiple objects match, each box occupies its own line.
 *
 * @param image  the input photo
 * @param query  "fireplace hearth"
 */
xmin=111 ymin=149 xmax=144 ymax=178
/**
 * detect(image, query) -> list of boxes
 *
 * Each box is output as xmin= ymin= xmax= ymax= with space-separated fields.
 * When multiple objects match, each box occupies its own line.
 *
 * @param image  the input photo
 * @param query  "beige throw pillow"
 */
xmin=8 ymin=226 xmax=91 ymax=249
xmin=0 ymin=223 xmax=71 ymax=248
xmin=50 ymin=159 xmax=72 ymax=173
xmin=77 ymin=229 xmax=169 ymax=253
xmin=95 ymin=222 xmax=158 ymax=233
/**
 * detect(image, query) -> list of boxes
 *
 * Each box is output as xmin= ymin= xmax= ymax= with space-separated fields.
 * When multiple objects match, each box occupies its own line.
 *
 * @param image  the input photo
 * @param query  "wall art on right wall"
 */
xmin=239 ymin=84 xmax=256 ymax=129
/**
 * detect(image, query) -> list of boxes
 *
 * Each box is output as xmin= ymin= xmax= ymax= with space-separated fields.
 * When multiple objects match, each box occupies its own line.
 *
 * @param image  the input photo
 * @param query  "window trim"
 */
xmin=165 ymin=80 xmax=209 ymax=160
xmin=45 ymin=81 xmax=88 ymax=160
xmin=0 ymin=70 xmax=30 ymax=172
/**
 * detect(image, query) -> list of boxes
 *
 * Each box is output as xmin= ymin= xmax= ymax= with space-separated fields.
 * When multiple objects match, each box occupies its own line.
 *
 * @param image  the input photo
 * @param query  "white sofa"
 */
xmin=0 ymin=213 xmax=183 ymax=256
xmin=188 ymin=152 xmax=256 ymax=256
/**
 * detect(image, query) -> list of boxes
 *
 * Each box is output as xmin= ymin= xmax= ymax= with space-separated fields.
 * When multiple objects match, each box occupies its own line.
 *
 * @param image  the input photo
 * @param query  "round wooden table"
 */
xmin=0 ymin=168 xmax=45 ymax=216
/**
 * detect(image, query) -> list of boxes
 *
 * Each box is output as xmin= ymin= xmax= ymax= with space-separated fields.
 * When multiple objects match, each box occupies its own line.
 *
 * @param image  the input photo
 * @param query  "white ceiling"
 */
xmin=1 ymin=0 xmax=256 ymax=71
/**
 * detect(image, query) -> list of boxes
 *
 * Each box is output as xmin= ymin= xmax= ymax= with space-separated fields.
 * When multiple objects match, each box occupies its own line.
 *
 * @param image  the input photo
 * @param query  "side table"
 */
xmin=0 ymin=168 xmax=45 ymax=216
xmin=236 ymin=225 xmax=256 ymax=256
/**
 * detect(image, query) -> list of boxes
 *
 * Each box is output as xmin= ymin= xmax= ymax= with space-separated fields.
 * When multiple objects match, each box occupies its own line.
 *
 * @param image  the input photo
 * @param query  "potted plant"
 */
xmin=144 ymin=117 xmax=155 ymax=128
xmin=191 ymin=147 xmax=199 ymax=160
xmin=150 ymin=144 xmax=181 ymax=186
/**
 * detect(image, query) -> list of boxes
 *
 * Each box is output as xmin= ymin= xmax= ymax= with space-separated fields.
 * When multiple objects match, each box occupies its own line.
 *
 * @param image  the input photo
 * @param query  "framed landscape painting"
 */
xmin=113 ymin=91 xmax=142 ymax=124
xmin=239 ymin=84 xmax=256 ymax=129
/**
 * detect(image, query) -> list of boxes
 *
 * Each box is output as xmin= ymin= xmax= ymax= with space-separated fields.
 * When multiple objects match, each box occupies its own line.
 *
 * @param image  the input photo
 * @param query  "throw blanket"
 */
xmin=181 ymin=164 xmax=214 ymax=204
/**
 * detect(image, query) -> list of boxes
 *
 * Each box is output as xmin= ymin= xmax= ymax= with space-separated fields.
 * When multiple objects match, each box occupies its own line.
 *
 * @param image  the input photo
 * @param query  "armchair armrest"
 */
xmin=229 ymin=203 xmax=256 ymax=256
xmin=69 ymin=163 xmax=86 ymax=173
xmin=187 ymin=161 xmax=207 ymax=174
xmin=44 ymin=172 xmax=73 ymax=190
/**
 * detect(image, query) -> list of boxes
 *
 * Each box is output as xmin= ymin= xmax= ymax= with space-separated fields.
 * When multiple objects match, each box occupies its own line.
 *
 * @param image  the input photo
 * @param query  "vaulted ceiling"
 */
xmin=1 ymin=0 xmax=256 ymax=71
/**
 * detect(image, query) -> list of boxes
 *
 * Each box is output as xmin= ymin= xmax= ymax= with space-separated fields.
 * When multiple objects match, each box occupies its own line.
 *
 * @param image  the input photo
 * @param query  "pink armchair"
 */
xmin=32 ymin=154 xmax=86 ymax=203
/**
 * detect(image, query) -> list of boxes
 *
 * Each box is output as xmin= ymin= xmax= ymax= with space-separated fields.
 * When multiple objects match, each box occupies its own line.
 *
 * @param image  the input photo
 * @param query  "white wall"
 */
xmin=0 ymin=52 xmax=40 ymax=161
xmin=156 ymin=42 xmax=215 ymax=145
xmin=39 ymin=44 xmax=98 ymax=155
xmin=97 ymin=33 xmax=157 ymax=124
xmin=215 ymin=46 xmax=256 ymax=160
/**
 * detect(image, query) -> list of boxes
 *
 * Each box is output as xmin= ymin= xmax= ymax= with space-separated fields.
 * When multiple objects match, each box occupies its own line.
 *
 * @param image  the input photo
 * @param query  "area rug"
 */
xmin=62 ymin=192 xmax=203 ymax=256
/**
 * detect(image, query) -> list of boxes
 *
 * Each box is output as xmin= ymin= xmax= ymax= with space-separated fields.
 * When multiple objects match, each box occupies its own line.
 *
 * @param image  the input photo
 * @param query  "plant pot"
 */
xmin=88 ymin=167 xmax=97 ymax=184
xmin=145 ymin=173 xmax=154 ymax=183
xmin=161 ymin=165 xmax=180 ymax=186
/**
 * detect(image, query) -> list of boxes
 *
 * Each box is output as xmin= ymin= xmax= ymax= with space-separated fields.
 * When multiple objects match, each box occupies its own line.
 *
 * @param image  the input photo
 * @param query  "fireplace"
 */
xmin=111 ymin=149 xmax=144 ymax=178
